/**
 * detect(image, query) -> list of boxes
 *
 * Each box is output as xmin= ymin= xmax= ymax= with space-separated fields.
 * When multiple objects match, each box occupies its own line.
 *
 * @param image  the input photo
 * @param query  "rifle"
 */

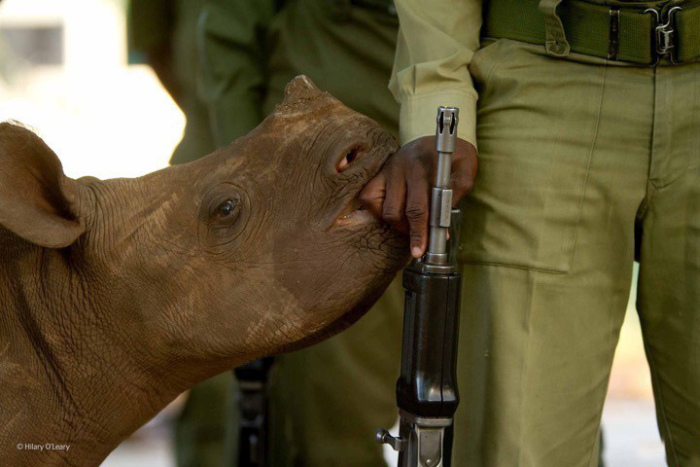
xmin=378 ymin=106 xmax=463 ymax=467
xmin=234 ymin=358 xmax=274 ymax=466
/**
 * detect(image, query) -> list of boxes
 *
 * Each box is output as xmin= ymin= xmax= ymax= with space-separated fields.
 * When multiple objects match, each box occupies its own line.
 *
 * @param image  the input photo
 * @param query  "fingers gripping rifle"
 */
xmin=378 ymin=107 xmax=462 ymax=467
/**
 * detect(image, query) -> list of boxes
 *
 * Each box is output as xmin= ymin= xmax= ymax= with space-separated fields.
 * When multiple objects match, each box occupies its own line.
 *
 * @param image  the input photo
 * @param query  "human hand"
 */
xmin=359 ymin=136 xmax=477 ymax=258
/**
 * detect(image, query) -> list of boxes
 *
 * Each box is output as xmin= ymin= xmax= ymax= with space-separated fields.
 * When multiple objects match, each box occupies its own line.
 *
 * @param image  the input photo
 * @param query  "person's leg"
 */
xmin=636 ymin=63 xmax=700 ymax=467
xmin=453 ymin=39 xmax=654 ymax=466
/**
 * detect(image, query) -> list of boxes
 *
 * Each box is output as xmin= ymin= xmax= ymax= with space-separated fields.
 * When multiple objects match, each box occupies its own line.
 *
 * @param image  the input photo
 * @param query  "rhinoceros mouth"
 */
xmin=332 ymin=145 xmax=393 ymax=229
xmin=334 ymin=198 xmax=375 ymax=227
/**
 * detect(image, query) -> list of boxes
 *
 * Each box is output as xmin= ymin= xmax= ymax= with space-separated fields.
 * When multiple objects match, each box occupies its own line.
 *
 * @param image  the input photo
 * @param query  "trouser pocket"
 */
xmin=459 ymin=39 xmax=607 ymax=273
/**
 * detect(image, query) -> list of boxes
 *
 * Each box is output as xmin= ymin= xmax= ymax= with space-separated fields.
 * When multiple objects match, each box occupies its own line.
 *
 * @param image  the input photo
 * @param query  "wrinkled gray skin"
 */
xmin=0 ymin=76 xmax=408 ymax=466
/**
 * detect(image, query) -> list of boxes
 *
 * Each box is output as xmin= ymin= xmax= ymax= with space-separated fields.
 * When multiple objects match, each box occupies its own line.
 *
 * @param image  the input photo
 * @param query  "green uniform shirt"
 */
xmin=391 ymin=0 xmax=482 ymax=147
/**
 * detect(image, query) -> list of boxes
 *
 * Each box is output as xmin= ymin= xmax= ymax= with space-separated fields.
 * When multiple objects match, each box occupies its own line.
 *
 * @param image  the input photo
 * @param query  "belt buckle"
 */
xmin=645 ymin=5 xmax=683 ymax=65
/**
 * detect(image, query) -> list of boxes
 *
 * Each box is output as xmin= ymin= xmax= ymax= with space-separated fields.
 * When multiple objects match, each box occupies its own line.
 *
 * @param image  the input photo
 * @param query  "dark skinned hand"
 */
xmin=359 ymin=136 xmax=478 ymax=258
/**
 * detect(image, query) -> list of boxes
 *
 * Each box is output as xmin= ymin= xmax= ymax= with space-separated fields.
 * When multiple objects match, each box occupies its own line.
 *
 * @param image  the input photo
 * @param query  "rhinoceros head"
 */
xmin=0 ymin=76 xmax=408 ymax=381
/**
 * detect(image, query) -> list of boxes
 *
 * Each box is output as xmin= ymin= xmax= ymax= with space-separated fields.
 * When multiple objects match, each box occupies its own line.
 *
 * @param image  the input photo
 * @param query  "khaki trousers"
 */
xmin=453 ymin=38 xmax=700 ymax=467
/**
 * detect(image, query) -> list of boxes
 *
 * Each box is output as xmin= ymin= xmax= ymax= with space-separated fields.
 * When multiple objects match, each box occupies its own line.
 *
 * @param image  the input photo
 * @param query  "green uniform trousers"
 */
xmin=453 ymin=38 xmax=700 ymax=467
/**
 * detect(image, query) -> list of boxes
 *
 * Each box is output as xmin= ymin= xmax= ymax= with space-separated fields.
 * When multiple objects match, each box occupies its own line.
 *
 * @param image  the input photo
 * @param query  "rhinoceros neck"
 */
xmin=0 ymin=240 xmax=185 ymax=466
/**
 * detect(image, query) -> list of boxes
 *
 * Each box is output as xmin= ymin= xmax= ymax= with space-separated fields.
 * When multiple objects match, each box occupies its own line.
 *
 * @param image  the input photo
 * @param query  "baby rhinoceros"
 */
xmin=0 ymin=76 xmax=408 ymax=466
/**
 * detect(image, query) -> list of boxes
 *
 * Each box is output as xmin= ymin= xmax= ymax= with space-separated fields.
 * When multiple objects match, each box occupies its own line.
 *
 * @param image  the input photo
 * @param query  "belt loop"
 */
xmin=539 ymin=0 xmax=570 ymax=57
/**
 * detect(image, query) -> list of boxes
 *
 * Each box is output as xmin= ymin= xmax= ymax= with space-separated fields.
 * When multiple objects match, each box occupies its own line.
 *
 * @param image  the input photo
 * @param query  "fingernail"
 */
xmin=411 ymin=246 xmax=422 ymax=258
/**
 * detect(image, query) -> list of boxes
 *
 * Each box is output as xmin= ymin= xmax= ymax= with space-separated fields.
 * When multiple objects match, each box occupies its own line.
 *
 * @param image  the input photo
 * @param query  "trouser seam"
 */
xmin=516 ymin=270 xmax=537 ymax=467
xmin=568 ymin=58 xmax=608 ymax=277
xmin=642 ymin=337 xmax=680 ymax=466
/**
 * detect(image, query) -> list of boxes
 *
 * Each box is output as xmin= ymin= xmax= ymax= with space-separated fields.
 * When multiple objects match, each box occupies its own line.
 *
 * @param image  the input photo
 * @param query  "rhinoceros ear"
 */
xmin=281 ymin=75 xmax=324 ymax=106
xmin=0 ymin=122 xmax=84 ymax=248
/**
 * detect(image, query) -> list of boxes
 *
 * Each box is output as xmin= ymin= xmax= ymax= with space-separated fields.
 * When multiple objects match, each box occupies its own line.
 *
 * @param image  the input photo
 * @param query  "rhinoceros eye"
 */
xmin=217 ymin=199 xmax=238 ymax=218
xmin=337 ymin=147 xmax=360 ymax=172
xmin=201 ymin=188 xmax=245 ymax=246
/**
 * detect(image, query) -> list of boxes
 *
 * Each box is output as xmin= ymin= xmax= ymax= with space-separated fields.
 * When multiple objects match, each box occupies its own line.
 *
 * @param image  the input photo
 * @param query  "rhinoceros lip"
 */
xmin=334 ymin=199 xmax=374 ymax=227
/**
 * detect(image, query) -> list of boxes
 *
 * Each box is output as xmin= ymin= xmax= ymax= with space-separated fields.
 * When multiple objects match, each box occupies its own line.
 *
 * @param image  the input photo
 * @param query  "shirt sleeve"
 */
xmin=198 ymin=0 xmax=279 ymax=147
xmin=390 ymin=0 xmax=483 ymax=148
